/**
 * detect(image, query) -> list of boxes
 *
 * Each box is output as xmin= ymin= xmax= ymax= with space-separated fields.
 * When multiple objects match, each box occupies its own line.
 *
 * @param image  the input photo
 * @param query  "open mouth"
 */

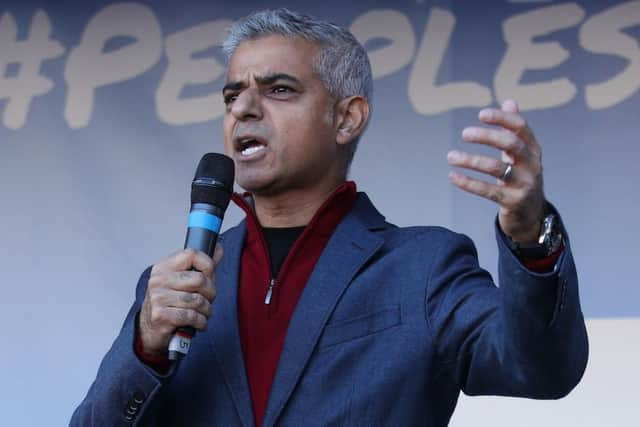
xmin=236 ymin=136 xmax=267 ymax=157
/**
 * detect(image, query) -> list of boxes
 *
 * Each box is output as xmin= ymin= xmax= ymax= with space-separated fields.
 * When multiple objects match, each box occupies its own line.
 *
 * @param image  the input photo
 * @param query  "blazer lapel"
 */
xmin=207 ymin=222 xmax=255 ymax=427
xmin=261 ymin=194 xmax=387 ymax=427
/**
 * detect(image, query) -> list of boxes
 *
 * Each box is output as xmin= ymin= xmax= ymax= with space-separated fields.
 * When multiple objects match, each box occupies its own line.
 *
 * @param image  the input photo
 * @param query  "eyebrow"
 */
xmin=222 ymin=73 xmax=303 ymax=93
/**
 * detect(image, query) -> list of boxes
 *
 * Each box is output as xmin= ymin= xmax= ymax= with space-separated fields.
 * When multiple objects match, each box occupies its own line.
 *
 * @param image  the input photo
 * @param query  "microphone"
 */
xmin=168 ymin=153 xmax=235 ymax=361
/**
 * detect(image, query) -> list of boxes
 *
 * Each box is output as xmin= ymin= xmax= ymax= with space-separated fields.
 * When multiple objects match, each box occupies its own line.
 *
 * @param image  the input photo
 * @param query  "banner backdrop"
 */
xmin=1 ymin=1 xmax=638 ymax=425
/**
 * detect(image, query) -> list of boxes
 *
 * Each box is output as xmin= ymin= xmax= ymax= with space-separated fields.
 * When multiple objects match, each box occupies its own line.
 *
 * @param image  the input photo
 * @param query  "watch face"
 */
xmin=541 ymin=214 xmax=563 ymax=254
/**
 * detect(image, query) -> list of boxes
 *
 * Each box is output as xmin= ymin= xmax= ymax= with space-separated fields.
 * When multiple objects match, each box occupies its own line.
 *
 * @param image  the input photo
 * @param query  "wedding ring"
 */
xmin=501 ymin=163 xmax=513 ymax=182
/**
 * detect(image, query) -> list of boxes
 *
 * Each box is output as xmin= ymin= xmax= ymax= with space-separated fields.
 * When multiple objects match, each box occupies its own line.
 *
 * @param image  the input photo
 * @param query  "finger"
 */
xmin=501 ymin=98 xmax=519 ymax=114
xmin=192 ymin=249 xmax=216 ymax=278
xmin=148 ymin=269 xmax=212 ymax=296
xmin=461 ymin=127 xmax=529 ymax=160
xmin=477 ymin=108 xmax=536 ymax=147
xmin=175 ymin=270 xmax=215 ymax=301
xmin=151 ymin=249 xmax=199 ymax=275
xmin=200 ymin=274 xmax=216 ymax=302
xmin=150 ymin=289 xmax=212 ymax=317
xmin=190 ymin=251 xmax=217 ymax=302
xmin=448 ymin=170 xmax=520 ymax=205
xmin=447 ymin=150 xmax=513 ymax=181
xmin=162 ymin=307 xmax=208 ymax=331
xmin=501 ymin=150 xmax=515 ymax=165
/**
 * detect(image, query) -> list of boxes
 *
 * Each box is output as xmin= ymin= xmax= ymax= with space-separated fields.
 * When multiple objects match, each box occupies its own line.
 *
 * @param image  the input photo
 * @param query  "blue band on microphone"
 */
xmin=188 ymin=211 xmax=222 ymax=233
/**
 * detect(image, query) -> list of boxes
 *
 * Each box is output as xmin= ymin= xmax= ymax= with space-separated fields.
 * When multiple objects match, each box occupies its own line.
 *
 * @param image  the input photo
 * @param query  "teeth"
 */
xmin=241 ymin=145 xmax=265 ymax=156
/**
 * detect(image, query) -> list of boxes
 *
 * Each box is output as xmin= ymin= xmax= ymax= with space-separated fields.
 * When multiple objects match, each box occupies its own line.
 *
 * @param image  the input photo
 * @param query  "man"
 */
xmin=72 ymin=8 xmax=588 ymax=427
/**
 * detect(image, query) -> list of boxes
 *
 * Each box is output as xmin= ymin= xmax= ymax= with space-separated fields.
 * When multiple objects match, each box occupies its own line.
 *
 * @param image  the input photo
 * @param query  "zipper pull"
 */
xmin=264 ymin=278 xmax=276 ymax=305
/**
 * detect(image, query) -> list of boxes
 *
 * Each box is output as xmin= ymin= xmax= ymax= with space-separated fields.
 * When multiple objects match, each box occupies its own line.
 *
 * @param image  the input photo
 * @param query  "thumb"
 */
xmin=501 ymin=99 xmax=519 ymax=113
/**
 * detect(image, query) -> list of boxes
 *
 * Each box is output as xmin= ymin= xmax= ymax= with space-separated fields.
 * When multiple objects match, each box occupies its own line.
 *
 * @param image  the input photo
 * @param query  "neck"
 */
xmin=252 ymin=179 xmax=345 ymax=227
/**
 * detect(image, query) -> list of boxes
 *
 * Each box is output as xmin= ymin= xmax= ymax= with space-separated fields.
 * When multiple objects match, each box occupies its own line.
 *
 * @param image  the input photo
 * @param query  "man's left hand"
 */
xmin=447 ymin=99 xmax=545 ymax=243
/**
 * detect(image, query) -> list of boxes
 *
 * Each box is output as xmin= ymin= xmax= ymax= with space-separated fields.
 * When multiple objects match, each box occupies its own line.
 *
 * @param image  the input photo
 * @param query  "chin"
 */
xmin=236 ymin=174 xmax=279 ymax=196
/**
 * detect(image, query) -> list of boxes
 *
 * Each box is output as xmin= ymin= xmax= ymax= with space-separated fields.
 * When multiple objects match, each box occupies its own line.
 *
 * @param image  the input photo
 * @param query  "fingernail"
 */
xmin=478 ymin=109 xmax=491 ymax=121
xmin=502 ymin=99 xmax=518 ymax=112
xmin=447 ymin=150 xmax=461 ymax=161
xmin=461 ymin=128 xmax=474 ymax=140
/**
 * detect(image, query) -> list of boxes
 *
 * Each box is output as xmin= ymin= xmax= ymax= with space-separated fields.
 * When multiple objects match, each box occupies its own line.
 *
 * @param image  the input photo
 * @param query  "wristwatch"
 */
xmin=507 ymin=213 xmax=563 ymax=259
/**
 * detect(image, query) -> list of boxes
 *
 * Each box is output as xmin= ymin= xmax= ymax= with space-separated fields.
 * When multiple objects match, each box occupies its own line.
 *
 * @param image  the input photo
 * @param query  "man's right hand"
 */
xmin=137 ymin=244 xmax=223 ymax=358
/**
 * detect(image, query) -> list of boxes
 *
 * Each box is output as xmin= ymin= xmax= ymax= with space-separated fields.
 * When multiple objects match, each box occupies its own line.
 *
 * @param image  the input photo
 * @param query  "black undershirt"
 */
xmin=262 ymin=226 xmax=306 ymax=277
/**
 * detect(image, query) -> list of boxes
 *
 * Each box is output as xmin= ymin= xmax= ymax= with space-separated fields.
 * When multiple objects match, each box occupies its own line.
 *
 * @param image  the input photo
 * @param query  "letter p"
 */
xmin=64 ymin=3 xmax=162 ymax=128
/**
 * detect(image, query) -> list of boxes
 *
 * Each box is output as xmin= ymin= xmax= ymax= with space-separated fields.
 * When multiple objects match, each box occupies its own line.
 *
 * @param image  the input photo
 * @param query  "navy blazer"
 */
xmin=71 ymin=193 xmax=588 ymax=426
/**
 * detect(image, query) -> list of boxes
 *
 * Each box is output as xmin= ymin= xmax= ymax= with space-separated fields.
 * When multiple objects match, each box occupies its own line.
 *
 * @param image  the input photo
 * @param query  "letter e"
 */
xmin=495 ymin=3 xmax=585 ymax=110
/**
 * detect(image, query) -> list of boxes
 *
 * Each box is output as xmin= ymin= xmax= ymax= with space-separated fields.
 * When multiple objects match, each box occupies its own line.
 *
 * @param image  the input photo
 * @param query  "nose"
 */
xmin=230 ymin=88 xmax=263 ymax=121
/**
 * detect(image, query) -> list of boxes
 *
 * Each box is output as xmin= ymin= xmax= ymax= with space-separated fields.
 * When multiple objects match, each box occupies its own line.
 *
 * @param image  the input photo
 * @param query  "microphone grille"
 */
xmin=191 ymin=153 xmax=235 ymax=207
xmin=194 ymin=153 xmax=235 ymax=187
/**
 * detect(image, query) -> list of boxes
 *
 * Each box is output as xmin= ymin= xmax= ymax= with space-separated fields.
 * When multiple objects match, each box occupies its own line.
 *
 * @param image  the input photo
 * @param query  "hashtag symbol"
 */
xmin=0 ymin=10 xmax=64 ymax=129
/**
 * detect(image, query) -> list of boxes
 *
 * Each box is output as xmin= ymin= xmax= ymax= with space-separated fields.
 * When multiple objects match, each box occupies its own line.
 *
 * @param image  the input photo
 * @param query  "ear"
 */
xmin=334 ymin=96 xmax=370 ymax=145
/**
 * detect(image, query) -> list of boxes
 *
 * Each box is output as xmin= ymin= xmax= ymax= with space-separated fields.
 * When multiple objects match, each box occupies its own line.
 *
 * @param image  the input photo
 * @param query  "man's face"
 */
xmin=222 ymin=35 xmax=342 ymax=196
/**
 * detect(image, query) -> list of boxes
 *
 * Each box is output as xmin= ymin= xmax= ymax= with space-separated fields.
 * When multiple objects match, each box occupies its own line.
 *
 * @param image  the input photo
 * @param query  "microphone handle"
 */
xmin=168 ymin=203 xmax=223 ymax=361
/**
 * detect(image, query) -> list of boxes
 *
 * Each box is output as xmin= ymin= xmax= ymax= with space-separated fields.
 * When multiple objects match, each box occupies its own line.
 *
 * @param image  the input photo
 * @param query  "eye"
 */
xmin=270 ymin=85 xmax=295 ymax=96
xmin=223 ymin=93 xmax=238 ymax=105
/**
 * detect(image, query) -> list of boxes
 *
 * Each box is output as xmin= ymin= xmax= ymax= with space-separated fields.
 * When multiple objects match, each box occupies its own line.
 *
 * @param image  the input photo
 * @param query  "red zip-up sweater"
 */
xmin=233 ymin=181 xmax=357 ymax=427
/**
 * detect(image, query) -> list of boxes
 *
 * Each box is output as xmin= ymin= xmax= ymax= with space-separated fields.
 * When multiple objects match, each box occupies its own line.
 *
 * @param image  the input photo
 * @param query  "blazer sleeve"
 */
xmin=70 ymin=267 xmax=176 ymax=427
xmin=426 ymin=209 xmax=588 ymax=399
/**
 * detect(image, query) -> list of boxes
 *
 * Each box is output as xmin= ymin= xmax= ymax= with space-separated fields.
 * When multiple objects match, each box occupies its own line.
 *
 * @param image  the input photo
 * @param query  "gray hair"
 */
xmin=222 ymin=8 xmax=372 ymax=166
